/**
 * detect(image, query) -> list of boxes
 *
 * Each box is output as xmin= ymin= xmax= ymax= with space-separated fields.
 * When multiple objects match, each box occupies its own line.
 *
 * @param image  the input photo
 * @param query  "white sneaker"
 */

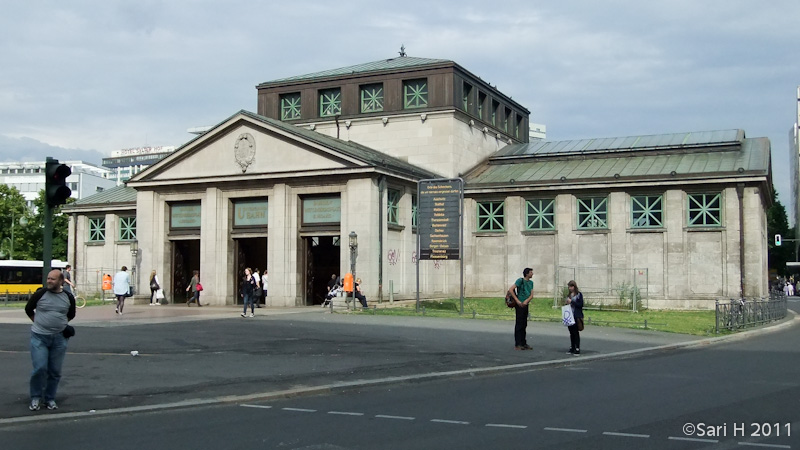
xmin=249 ymin=313 xmax=254 ymax=318
xmin=149 ymin=303 xmax=153 ymax=306
xmin=241 ymin=313 xmax=246 ymax=318
xmin=155 ymin=302 xmax=161 ymax=306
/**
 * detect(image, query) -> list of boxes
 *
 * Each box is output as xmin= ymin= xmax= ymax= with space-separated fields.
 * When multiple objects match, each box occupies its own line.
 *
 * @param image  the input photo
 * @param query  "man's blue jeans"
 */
xmin=30 ymin=331 xmax=68 ymax=402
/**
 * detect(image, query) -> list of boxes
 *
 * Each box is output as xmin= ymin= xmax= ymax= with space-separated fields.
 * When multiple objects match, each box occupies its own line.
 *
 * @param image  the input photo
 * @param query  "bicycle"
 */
xmin=73 ymin=289 xmax=87 ymax=309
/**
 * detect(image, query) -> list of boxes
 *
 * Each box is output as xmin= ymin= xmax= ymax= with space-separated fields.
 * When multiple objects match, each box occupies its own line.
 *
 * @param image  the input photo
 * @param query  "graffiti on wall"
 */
xmin=387 ymin=249 xmax=399 ymax=266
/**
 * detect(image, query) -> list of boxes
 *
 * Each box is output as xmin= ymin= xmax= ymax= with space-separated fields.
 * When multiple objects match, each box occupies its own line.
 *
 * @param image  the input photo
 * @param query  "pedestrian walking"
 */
xmin=240 ymin=268 xmax=256 ymax=317
xmin=253 ymin=268 xmax=262 ymax=308
xmin=24 ymin=269 xmax=76 ymax=411
xmin=508 ymin=268 xmax=534 ymax=350
xmin=261 ymin=269 xmax=268 ymax=303
xmin=112 ymin=266 xmax=130 ymax=315
xmin=62 ymin=265 xmax=75 ymax=295
xmin=565 ymin=280 xmax=584 ymax=356
xmin=149 ymin=270 xmax=161 ymax=305
xmin=185 ymin=270 xmax=202 ymax=306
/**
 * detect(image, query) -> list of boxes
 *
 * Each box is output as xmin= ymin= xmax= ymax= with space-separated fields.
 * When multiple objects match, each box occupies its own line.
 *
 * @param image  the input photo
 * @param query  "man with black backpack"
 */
xmin=25 ymin=269 xmax=76 ymax=411
xmin=508 ymin=268 xmax=534 ymax=350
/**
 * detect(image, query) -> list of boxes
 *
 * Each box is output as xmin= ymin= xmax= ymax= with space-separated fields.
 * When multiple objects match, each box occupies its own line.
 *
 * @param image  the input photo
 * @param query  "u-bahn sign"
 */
xmin=417 ymin=178 xmax=463 ymax=260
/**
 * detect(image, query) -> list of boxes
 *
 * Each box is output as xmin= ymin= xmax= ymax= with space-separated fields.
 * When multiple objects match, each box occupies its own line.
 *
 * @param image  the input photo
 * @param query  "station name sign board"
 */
xmin=418 ymin=179 xmax=462 ymax=260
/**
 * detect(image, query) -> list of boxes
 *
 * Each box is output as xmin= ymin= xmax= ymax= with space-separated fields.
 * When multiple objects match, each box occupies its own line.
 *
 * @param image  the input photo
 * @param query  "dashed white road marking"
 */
xmin=602 ymin=431 xmax=650 ymax=438
xmin=738 ymin=443 xmax=791 ymax=449
xmin=328 ymin=411 xmax=364 ymax=416
xmin=240 ymin=404 xmax=794 ymax=449
xmin=431 ymin=419 xmax=469 ymax=425
xmin=544 ymin=427 xmax=588 ymax=433
xmin=668 ymin=436 xmax=719 ymax=443
xmin=375 ymin=414 xmax=415 ymax=421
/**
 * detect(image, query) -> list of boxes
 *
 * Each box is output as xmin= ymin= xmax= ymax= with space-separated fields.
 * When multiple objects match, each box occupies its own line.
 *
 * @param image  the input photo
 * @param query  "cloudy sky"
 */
xmin=2 ymin=1 xmax=799 ymax=210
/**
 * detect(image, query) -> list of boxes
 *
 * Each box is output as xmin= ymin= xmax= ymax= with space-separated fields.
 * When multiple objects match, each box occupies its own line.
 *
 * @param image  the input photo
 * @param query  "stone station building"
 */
xmin=64 ymin=56 xmax=773 ymax=308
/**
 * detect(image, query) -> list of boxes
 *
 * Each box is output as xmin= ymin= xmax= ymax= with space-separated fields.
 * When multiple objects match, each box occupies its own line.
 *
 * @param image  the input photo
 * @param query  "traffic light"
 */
xmin=775 ymin=234 xmax=782 ymax=247
xmin=45 ymin=158 xmax=72 ymax=206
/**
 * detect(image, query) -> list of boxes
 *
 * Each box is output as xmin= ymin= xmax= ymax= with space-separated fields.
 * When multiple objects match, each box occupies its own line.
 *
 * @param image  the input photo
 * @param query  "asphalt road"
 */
xmin=1 ymin=303 xmax=798 ymax=449
xmin=0 ymin=306 xmax=700 ymax=419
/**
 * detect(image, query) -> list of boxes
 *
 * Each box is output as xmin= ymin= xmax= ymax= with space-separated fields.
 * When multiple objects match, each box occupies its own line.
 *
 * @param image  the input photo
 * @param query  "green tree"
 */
xmin=767 ymin=189 xmax=793 ymax=276
xmin=14 ymin=190 xmax=75 ymax=262
xmin=0 ymin=185 xmax=35 ymax=260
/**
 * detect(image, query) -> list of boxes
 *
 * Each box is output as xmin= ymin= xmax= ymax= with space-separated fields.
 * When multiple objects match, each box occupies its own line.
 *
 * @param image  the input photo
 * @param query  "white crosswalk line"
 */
xmin=431 ymin=419 xmax=469 ymax=425
xmin=328 ymin=411 xmax=364 ymax=416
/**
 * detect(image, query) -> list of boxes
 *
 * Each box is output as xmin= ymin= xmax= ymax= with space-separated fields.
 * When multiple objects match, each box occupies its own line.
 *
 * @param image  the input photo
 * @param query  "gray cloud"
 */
xmin=0 ymin=135 xmax=104 ymax=165
xmin=1 ymin=0 xmax=798 ymax=207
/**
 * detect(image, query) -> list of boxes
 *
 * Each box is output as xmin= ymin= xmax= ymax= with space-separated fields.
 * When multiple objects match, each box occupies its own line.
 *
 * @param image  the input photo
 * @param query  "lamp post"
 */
xmin=130 ymin=240 xmax=139 ymax=297
xmin=349 ymin=231 xmax=358 ymax=311
xmin=1 ymin=212 xmax=28 ymax=260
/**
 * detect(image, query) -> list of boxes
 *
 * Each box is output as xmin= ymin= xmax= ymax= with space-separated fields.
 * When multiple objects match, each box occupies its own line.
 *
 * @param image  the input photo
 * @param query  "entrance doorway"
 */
xmin=234 ymin=237 xmax=267 ymax=304
xmin=303 ymin=236 xmax=340 ymax=305
xmin=172 ymin=240 xmax=200 ymax=303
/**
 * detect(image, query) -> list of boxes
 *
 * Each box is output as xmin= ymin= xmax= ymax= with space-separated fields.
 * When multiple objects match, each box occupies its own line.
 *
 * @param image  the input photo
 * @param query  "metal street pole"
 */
xmin=349 ymin=231 xmax=357 ymax=311
xmin=42 ymin=202 xmax=54 ymax=284
xmin=9 ymin=211 xmax=14 ymax=260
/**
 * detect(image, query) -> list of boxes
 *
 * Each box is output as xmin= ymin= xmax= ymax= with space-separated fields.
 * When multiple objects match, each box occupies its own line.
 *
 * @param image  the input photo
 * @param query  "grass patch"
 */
xmin=0 ymin=297 xmax=110 ymax=309
xmin=361 ymin=297 xmax=718 ymax=336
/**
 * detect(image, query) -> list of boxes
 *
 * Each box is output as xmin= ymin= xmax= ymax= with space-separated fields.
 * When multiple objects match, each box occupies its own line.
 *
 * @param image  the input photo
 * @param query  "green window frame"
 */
xmin=462 ymin=82 xmax=473 ymax=112
xmin=411 ymin=194 xmax=418 ymax=228
xmin=516 ymin=115 xmax=523 ymax=140
xmin=504 ymin=107 xmax=511 ymax=133
xmin=118 ymin=216 xmax=137 ymax=241
xmin=387 ymin=189 xmax=401 ymax=225
xmin=360 ymin=83 xmax=384 ymax=113
xmin=577 ymin=197 xmax=608 ymax=229
xmin=403 ymin=79 xmax=428 ymax=109
xmin=688 ymin=193 xmax=722 ymax=227
xmin=477 ymin=201 xmax=505 ymax=232
xmin=89 ymin=217 xmax=106 ymax=242
xmin=526 ymin=199 xmax=555 ymax=230
xmin=280 ymin=93 xmax=301 ymax=120
xmin=491 ymin=100 xmax=499 ymax=126
xmin=478 ymin=92 xmax=486 ymax=120
xmin=319 ymin=88 xmax=342 ymax=117
xmin=631 ymin=195 xmax=663 ymax=228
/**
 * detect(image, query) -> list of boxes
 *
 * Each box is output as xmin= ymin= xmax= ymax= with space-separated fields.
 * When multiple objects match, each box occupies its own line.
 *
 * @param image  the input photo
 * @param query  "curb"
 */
xmin=2 ymin=309 xmax=796 ymax=426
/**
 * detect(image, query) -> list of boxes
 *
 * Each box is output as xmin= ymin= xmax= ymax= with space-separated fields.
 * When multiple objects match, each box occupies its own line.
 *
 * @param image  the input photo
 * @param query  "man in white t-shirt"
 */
xmin=261 ymin=270 xmax=268 ymax=302
xmin=253 ymin=268 xmax=262 ymax=308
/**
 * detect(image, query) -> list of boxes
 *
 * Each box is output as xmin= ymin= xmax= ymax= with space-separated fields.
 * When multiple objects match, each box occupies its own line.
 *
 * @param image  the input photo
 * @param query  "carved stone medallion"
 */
xmin=234 ymin=133 xmax=256 ymax=173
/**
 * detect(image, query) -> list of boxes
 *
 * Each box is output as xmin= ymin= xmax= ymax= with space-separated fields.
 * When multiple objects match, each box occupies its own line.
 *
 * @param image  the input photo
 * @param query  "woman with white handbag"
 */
xmin=565 ymin=280 xmax=584 ymax=355
xmin=149 ymin=270 xmax=162 ymax=306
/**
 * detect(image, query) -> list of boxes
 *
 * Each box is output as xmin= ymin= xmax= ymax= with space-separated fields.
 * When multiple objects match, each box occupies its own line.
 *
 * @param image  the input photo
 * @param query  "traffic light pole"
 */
xmin=42 ymin=201 xmax=54 ymax=284
xmin=42 ymin=156 xmax=71 ymax=284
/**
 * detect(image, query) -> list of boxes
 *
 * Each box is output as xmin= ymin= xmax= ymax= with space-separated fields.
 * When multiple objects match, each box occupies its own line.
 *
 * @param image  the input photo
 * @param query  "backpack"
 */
xmin=505 ymin=282 xmax=518 ymax=308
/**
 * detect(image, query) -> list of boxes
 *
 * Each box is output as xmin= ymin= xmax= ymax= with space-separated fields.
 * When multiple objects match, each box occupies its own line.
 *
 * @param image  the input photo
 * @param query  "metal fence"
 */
xmin=715 ymin=291 xmax=788 ymax=333
xmin=0 ymin=292 xmax=33 ymax=304
xmin=555 ymin=266 xmax=649 ymax=311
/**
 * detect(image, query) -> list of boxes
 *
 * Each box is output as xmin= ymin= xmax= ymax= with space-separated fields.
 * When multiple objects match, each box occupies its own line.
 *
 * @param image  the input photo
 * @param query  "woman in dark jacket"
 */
xmin=566 ymin=280 xmax=584 ymax=355
xmin=240 ymin=268 xmax=256 ymax=318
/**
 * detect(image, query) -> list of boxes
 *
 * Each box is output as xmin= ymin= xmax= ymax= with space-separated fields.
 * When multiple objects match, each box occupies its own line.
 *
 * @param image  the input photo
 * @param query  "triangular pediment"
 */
xmin=129 ymin=111 xmax=371 ymax=185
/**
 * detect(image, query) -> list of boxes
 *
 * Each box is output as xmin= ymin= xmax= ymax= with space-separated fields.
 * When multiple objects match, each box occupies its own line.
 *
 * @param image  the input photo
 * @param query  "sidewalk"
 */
xmin=0 ymin=303 xmax=796 ymax=424
xmin=0 ymin=302 xmax=320 ymax=326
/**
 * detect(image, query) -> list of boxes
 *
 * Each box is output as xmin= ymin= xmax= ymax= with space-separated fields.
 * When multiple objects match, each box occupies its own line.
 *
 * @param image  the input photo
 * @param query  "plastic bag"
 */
xmin=561 ymin=304 xmax=575 ymax=326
